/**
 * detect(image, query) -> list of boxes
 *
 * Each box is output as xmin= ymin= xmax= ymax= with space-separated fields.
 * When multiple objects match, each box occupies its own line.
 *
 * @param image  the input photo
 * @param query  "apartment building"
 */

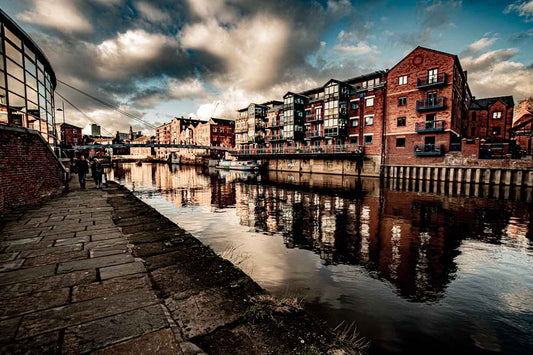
xmin=467 ymin=96 xmax=514 ymax=140
xmin=384 ymin=47 xmax=470 ymax=165
xmin=195 ymin=117 xmax=235 ymax=148
xmin=237 ymin=46 xmax=514 ymax=167
xmin=56 ymin=123 xmax=82 ymax=146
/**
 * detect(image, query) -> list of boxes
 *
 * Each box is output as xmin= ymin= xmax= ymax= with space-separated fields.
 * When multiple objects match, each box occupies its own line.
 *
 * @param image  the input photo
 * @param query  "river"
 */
xmin=106 ymin=163 xmax=533 ymax=354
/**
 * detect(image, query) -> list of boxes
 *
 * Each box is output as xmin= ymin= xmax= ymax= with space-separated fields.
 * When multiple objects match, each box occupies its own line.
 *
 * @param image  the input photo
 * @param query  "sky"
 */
xmin=0 ymin=0 xmax=532 ymax=135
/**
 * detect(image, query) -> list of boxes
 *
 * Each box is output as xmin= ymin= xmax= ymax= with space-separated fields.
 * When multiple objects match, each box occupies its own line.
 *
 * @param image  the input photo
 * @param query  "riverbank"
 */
xmin=0 ymin=179 xmax=367 ymax=354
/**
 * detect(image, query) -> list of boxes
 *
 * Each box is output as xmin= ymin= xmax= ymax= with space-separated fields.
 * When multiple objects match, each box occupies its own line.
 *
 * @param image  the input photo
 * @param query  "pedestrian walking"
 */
xmin=77 ymin=155 xmax=89 ymax=189
xmin=91 ymin=158 xmax=104 ymax=188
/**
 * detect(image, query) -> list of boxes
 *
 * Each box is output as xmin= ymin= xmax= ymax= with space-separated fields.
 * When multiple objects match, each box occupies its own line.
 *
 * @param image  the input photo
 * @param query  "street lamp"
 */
xmin=57 ymin=101 xmax=65 ymax=157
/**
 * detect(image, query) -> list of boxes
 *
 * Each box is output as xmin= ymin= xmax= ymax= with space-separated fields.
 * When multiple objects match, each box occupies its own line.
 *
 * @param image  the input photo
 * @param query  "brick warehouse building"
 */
xmin=56 ymin=122 xmax=82 ymax=146
xmin=237 ymin=46 xmax=516 ymax=169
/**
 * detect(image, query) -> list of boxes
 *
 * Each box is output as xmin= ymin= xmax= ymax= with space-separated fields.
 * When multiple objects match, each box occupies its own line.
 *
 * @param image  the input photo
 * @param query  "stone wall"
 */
xmin=265 ymin=154 xmax=381 ymax=177
xmin=0 ymin=125 xmax=68 ymax=212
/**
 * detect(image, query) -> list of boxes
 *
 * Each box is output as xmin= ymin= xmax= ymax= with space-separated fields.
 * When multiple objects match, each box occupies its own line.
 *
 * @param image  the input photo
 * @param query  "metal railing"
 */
xmin=235 ymin=144 xmax=364 ymax=156
xmin=416 ymin=97 xmax=446 ymax=111
xmin=305 ymin=130 xmax=323 ymax=139
xmin=413 ymin=144 xmax=444 ymax=156
xmin=415 ymin=119 xmax=445 ymax=133
xmin=417 ymin=73 xmax=448 ymax=88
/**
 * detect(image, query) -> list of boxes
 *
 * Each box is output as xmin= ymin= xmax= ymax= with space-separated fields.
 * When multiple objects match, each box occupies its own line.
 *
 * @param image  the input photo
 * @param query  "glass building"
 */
xmin=0 ymin=9 xmax=57 ymax=147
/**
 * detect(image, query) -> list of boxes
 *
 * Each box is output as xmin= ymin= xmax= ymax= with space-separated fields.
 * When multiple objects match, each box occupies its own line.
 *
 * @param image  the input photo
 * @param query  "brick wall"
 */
xmin=0 ymin=125 xmax=68 ymax=212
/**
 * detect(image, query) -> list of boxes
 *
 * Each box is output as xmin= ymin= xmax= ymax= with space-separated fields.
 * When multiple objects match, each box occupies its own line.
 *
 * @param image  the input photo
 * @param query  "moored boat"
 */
xmin=216 ymin=160 xmax=260 ymax=171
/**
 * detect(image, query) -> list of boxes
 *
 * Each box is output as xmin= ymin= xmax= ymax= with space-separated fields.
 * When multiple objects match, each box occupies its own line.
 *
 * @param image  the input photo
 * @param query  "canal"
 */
xmin=107 ymin=163 xmax=533 ymax=354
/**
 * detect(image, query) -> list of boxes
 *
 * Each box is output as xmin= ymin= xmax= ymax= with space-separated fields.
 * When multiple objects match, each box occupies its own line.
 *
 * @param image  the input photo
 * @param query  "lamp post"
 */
xmin=56 ymin=101 xmax=65 ymax=157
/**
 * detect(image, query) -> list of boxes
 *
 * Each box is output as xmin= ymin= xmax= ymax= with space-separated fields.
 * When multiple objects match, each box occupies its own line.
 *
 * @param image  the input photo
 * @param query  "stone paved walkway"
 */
xmin=1 ymin=178 xmax=355 ymax=354
xmin=0 ymin=182 xmax=190 ymax=354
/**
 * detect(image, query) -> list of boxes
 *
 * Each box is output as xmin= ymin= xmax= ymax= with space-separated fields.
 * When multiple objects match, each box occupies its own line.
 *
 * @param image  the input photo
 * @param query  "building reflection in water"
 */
xmin=109 ymin=164 xmax=532 ymax=304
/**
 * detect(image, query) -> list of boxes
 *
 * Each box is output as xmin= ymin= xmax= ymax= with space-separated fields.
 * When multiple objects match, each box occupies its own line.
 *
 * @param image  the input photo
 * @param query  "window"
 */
xmin=365 ymin=97 xmax=374 ymax=107
xmin=397 ymin=117 xmax=406 ymax=127
xmin=351 ymin=117 xmax=359 ymax=127
xmin=493 ymin=111 xmax=502 ymax=119
xmin=492 ymin=127 xmax=501 ymax=135
xmin=73 ymin=129 xmax=77 ymax=134
xmin=350 ymin=101 xmax=359 ymax=110
xmin=398 ymin=96 xmax=407 ymax=106
xmin=350 ymin=137 xmax=358 ymax=144
xmin=428 ymin=68 xmax=438 ymax=83
xmin=365 ymin=115 xmax=374 ymax=126
xmin=364 ymin=134 xmax=373 ymax=145
xmin=472 ymin=112 xmax=476 ymax=122
xmin=398 ymin=75 xmax=407 ymax=85
xmin=471 ymin=127 xmax=476 ymax=136
xmin=396 ymin=138 xmax=405 ymax=147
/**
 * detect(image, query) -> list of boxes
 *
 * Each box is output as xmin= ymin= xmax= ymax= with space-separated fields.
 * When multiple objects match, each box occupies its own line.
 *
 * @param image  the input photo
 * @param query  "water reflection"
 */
xmin=107 ymin=163 xmax=533 ymax=354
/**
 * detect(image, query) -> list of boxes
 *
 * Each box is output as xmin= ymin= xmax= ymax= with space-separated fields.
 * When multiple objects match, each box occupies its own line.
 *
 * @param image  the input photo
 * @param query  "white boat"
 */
xmin=216 ymin=160 xmax=260 ymax=171
xmin=169 ymin=153 xmax=181 ymax=165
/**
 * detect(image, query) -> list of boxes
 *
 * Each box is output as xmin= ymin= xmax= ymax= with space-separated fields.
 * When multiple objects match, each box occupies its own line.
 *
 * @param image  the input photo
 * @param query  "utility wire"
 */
xmin=56 ymin=91 xmax=114 ymax=136
xmin=56 ymin=79 xmax=158 ymax=130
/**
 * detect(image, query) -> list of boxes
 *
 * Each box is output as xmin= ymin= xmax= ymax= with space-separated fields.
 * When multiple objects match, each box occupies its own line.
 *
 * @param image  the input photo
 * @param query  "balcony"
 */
xmin=234 ymin=144 xmax=364 ymax=157
xmin=415 ymin=119 xmax=445 ymax=133
xmin=417 ymin=73 xmax=448 ymax=89
xmin=269 ymin=134 xmax=285 ymax=142
xmin=268 ymin=121 xmax=283 ymax=128
xmin=305 ymin=130 xmax=323 ymax=140
xmin=416 ymin=97 xmax=446 ymax=111
xmin=414 ymin=144 xmax=444 ymax=156
xmin=305 ymin=114 xmax=323 ymax=123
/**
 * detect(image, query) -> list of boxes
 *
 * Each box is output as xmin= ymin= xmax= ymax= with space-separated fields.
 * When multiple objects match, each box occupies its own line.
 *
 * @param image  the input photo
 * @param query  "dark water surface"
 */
xmin=107 ymin=163 xmax=533 ymax=354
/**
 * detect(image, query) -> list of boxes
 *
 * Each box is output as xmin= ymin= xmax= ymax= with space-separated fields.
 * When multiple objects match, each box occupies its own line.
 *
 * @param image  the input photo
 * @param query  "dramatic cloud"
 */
xmin=135 ymin=1 xmax=171 ymax=23
xmin=505 ymin=1 xmax=533 ymax=22
xmin=461 ymin=38 xmax=533 ymax=100
xmin=334 ymin=29 xmax=380 ymax=56
xmin=18 ymin=0 xmax=93 ymax=33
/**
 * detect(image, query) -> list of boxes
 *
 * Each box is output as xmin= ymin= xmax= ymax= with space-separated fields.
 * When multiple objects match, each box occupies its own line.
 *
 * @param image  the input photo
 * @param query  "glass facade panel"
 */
xmin=5 ymin=41 xmax=22 ymax=65
xmin=0 ymin=72 xmax=5 ymax=88
xmin=6 ymin=58 xmax=23 ymax=81
xmin=24 ymin=56 xmax=36 ymax=76
xmin=24 ymin=46 xmax=35 ymax=61
xmin=26 ymin=85 xmax=37 ymax=103
xmin=7 ymin=75 xmax=25 ymax=95
xmin=38 ymin=82 xmax=45 ymax=97
xmin=4 ymin=27 xmax=22 ymax=48
xmin=8 ymin=91 xmax=25 ymax=107
xmin=26 ymin=72 xmax=37 ymax=90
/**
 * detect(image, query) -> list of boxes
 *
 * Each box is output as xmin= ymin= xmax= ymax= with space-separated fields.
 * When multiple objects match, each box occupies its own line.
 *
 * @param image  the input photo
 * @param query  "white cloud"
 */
xmin=168 ymin=78 xmax=207 ymax=100
xmin=466 ymin=36 xmax=498 ymax=53
xmin=96 ymin=29 xmax=179 ymax=79
xmin=136 ymin=1 xmax=171 ymax=23
xmin=179 ymin=13 xmax=290 ymax=91
xmin=18 ymin=0 xmax=93 ymax=33
xmin=461 ymin=45 xmax=533 ymax=100
xmin=505 ymin=1 xmax=533 ymax=22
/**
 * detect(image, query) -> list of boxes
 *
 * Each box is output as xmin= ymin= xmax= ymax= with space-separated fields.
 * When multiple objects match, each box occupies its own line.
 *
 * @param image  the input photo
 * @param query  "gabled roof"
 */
xmin=57 ymin=123 xmax=82 ymax=130
xmin=209 ymin=117 xmax=235 ymax=125
xmin=469 ymin=96 xmax=514 ymax=109
xmin=283 ymin=91 xmax=307 ymax=99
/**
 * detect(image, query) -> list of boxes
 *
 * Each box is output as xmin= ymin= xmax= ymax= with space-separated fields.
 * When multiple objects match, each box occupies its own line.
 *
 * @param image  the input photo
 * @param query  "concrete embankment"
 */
xmin=0 ymin=180 xmax=367 ymax=354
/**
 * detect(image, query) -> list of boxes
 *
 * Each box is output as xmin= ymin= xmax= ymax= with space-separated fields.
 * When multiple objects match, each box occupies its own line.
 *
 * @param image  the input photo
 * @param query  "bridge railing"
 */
xmin=235 ymin=144 xmax=364 ymax=155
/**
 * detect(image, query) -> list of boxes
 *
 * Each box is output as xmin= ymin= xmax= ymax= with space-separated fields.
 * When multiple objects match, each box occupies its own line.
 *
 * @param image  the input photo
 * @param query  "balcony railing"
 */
xmin=305 ymin=130 xmax=323 ymax=139
xmin=417 ymin=73 xmax=448 ymax=89
xmin=235 ymin=144 xmax=364 ymax=156
xmin=268 ymin=134 xmax=285 ymax=142
xmin=416 ymin=97 xmax=446 ymax=111
xmin=415 ymin=119 xmax=445 ymax=133
xmin=413 ymin=144 xmax=444 ymax=156
xmin=267 ymin=121 xmax=283 ymax=128
xmin=304 ymin=114 xmax=323 ymax=123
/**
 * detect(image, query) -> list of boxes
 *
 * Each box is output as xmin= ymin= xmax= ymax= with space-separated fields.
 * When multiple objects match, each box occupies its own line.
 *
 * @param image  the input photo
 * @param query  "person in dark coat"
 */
xmin=91 ymin=158 xmax=104 ymax=188
xmin=77 ymin=155 xmax=89 ymax=189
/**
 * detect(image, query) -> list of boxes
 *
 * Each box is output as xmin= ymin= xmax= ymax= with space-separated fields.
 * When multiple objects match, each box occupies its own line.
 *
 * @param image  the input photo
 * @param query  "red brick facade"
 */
xmin=238 ymin=46 xmax=516 ymax=166
xmin=0 ymin=125 xmax=68 ymax=211
xmin=57 ymin=123 xmax=83 ymax=146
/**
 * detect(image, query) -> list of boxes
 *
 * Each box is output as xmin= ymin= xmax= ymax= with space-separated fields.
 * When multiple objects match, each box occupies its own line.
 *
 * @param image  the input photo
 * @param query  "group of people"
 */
xmin=74 ymin=155 xmax=105 ymax=189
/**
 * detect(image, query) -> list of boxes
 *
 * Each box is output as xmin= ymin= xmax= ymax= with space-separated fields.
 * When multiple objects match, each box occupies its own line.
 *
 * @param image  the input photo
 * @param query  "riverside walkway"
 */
xmin=0 ymin=179 xmax=351 ymax=354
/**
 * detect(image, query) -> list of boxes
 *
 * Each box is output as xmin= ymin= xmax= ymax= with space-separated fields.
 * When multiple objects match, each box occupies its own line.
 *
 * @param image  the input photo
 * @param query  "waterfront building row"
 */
xmin=154 ymin=116 xmax=235 ymax=160
xmin=236 ymin=46 xmax=519 ymax=168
